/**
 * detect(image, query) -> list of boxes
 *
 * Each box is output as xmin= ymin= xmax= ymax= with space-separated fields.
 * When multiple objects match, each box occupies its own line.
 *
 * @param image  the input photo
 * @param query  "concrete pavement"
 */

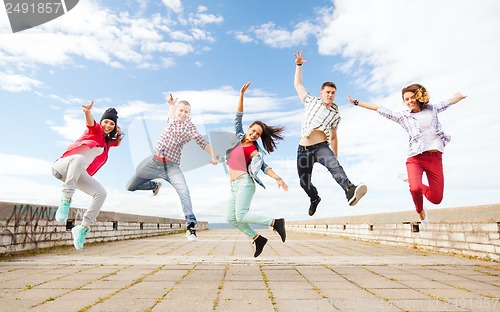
xmin=1 ymin=229 xmax=499 ymax=311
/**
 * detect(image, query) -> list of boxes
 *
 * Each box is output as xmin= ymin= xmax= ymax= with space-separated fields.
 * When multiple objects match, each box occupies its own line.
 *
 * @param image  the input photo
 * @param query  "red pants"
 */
xmin=406 ymin=151 xmax=444 ymax=213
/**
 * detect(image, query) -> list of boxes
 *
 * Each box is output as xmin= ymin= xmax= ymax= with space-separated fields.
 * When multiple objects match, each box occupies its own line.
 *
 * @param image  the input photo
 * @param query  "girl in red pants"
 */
xmin=348 ymin=84 xmax=466 ymax=227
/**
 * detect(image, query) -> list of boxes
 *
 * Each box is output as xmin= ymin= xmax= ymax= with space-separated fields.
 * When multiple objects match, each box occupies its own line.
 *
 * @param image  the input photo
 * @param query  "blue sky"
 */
xmin=1 ymin=0 xmax=499 ymax=223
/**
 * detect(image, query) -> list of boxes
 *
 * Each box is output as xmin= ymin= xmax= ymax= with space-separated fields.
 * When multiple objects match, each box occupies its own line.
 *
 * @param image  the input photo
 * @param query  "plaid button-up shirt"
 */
xmin=154 ymin=116 xmax=209 ymax=165
xmin=377 ymin=101 xmax=452 ymax=157
xmin=300 ymin=94 xmax=341 ymax=141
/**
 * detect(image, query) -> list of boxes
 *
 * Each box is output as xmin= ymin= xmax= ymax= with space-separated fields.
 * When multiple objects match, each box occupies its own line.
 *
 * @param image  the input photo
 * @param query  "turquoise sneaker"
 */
xmin=55 ymin=198 xmax=72 ymax=222
xmin=71 ymin=225 xmax=90 ymax=250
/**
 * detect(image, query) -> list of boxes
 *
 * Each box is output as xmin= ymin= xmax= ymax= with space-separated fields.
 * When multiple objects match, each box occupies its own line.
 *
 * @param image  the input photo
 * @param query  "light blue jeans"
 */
xmin=126 ymin=156 xmax=196 ymax=225
xmin=52 ymin=155 xmax=106 ymax=228
xmin=226 ymin=174 xmax=272 ymax=239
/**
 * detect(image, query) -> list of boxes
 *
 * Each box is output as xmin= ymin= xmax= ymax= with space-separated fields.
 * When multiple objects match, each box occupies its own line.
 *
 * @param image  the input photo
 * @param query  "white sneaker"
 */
xmin=186 ymin=229 xmax=198 ymax=241
xmin=397 ymin=174 xmax=408 ymax=183
xmin=420 ymin=206 xmax=429 ymax=228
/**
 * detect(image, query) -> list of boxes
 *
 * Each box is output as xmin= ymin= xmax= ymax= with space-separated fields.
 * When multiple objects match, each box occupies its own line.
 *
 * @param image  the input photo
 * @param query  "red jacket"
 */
xmin=61 ymin=121 xmax=119 ymax=176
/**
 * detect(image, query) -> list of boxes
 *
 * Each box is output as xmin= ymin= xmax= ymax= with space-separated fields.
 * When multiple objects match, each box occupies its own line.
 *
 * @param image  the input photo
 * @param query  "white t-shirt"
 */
xmin=412 ymin=109 xmax=444 ymax=153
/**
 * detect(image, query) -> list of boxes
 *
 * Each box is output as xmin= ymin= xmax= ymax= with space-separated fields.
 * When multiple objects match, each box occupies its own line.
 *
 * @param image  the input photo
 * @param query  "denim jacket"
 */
xmin=227 ymin=112 xmax=271 ymax=189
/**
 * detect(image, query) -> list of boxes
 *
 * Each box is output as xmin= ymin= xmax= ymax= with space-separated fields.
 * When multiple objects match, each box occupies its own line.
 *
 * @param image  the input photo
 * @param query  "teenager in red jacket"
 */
xmin=52 ymin=101 xmax=122 ymax=250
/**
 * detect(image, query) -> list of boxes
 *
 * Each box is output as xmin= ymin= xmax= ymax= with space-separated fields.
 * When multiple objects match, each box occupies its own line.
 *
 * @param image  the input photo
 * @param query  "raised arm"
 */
xmin=237 ymin=82 xmax=251 ymax=113
xmin=82 ymin=100 xmax=95 ymax=127
xmin=167 ymin=93 xmax=177 ymax=117
xmin=294 ymin=50 xmax=308 ymax=102
xmin=347 ymin=95 xmax=379 ymax=111
xmin=448 ymin=92 xmax=467 ymax=105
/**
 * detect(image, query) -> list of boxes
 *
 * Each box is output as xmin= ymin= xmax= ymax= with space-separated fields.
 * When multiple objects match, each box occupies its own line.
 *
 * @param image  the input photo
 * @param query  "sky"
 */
xmin=1 ymin=0 xmax=499 ymax=224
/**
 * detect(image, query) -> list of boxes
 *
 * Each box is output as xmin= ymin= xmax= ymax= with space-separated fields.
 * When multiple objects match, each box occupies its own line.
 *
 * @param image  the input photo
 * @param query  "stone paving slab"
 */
xmin=1 ymin=229 xmax=499 ymax=311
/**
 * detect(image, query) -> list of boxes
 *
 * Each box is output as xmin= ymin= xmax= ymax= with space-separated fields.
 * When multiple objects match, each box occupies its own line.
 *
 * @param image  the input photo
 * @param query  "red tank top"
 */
xmin=227 ymin=144 xmax=257 ymax=171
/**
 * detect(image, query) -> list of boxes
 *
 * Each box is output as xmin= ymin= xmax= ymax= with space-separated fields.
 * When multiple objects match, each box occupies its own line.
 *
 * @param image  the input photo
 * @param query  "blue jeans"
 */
xmin=226 ymin=174 xmax=272 ymax=239
xmin=126 ymin=156 xmax=196 ymax=225
xmin=296 ymin=142 xmax=350 ymax=201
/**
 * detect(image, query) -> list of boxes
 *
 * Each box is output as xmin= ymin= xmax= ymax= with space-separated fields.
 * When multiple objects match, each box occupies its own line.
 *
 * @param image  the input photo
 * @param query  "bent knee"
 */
xmin=226 ymin=216 xmax=237 ymax=225
xmin=428 ymin=196 xmax=443 ymax=205
xmin=409 ymin=186 xmax=422 ymax=194
xmin=95 ymin=188 xmax=107 ymax=200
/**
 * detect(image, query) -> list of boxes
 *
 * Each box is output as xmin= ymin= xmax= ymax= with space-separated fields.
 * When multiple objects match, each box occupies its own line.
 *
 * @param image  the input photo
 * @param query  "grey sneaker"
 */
xmin=152 ymin=181 xmax=162 ymax=196
xmin=346 ymin=183 xmax=367 ymax=206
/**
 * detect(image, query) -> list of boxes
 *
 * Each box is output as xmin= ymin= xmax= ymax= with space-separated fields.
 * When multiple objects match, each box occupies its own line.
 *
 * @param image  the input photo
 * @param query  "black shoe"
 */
xmin=346 ymin=183 xmax=367 ymax=206
xmin=253 ymin=235 xmax=268 ymax=257
xmin=308 ymin=197 xmax=321 ymax=216
xmin=273 ymin=218 xmax=286 ymax=242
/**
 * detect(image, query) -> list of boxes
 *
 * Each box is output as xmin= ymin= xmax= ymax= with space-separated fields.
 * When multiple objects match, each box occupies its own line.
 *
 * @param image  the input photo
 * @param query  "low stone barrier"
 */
xmin=0 ymin=201 xmax=207 ymax=256
xmin=287 ymin=204 xmax=500 ymax=262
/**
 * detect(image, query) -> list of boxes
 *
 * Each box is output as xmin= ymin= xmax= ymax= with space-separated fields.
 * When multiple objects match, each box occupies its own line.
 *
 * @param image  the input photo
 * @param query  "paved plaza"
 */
xmin=1 ymin=229 xmax=499 ymax=311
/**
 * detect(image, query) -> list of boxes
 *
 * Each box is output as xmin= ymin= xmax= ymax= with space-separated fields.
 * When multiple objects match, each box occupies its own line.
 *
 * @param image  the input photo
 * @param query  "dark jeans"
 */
xmin=296 ymin=142 xmax=350 ymax=201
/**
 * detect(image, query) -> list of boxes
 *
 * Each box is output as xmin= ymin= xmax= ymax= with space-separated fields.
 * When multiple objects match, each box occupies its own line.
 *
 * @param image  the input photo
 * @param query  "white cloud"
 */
xmin=319 ymin=0 xmax=500 ymax=94
xmin=252 ymin=21 xmax=321 ymax=48
xmin=0 ymin=0 xmax=224 ymax=90
xmin=231 ymin=31 xmax=256 ymax=44
xmin=0 ymin=72 xmax=43 ymax=92
xmin=162 ymin=0 xmax=183 ymax=14
xmin=189 ymin=5 xmax=224 ymax=26
xmin=0 ymin=154 xmax=53 ymax=175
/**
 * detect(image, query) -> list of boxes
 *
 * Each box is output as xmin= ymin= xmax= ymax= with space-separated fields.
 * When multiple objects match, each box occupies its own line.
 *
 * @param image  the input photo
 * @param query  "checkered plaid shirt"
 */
xmin=300 ymin=94 xmax=341 ymax=141
xmin=154 ymin=116 xmax=209 ymax=164
xmin=377 ymin=101 xmax=452 ymax=157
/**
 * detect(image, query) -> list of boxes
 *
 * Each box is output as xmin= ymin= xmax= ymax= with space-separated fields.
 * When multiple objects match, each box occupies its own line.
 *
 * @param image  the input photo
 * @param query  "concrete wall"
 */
xmin=287 ymin=204 xmax=500 ymax=262
xmin=0 ymin=201 xmax=208 ymax=256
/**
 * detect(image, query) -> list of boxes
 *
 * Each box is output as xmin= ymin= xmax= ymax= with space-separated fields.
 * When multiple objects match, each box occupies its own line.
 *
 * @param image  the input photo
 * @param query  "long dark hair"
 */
xmin=104 ymin=127 xmax=118 ymax=143
xmin=250 ymin=120 xmax=285 ymax=153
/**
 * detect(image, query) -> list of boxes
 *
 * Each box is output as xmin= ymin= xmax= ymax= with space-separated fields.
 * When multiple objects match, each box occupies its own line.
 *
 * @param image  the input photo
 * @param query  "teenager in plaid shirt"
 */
xmin=126 ymin=93 xmax=219 ymax=241
xmin=294 ymin=50 xmax=367 ymax=217
xmin=348 ymin=84 xmax=467 ymax=227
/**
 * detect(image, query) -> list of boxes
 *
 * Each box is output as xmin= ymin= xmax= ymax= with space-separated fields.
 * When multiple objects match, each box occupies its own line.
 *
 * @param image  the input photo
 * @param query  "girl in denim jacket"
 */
xmin=226 ymin=82 xmax=288 ymax=257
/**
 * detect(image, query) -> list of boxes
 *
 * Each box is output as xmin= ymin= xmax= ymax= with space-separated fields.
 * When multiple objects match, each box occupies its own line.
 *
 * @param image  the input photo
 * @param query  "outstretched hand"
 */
xmin=82 ymin=100 xmax=94 ymax=113
xmin=347 ymin=95 xmax=356 ymax=105
xmin=168 ymin=93 xmax=177 ymax=106
xmin=294 ymin=50 xmax=307 ymax=65
xmin=277 ymin=179 xmax=288 ymax=191
xmin=210 ymin=154 xmax=220 ymax=165
xmin=240 ymin=82 xmax=251 ymax=94
xmin=453 ymin=92 xmax=467 ymax=101
xmin=449 ymin=92 xmax=467 ymax=105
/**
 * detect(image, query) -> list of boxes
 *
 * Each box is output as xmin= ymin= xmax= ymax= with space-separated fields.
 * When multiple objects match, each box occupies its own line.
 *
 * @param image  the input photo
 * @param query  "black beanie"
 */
xmin=100 ymin=108 xmax=118 ymax=124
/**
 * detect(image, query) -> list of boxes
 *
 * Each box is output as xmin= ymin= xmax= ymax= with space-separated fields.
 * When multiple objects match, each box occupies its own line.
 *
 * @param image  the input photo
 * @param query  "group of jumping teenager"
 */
xmin=51 ymin=51 xmax=467 ymax=257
